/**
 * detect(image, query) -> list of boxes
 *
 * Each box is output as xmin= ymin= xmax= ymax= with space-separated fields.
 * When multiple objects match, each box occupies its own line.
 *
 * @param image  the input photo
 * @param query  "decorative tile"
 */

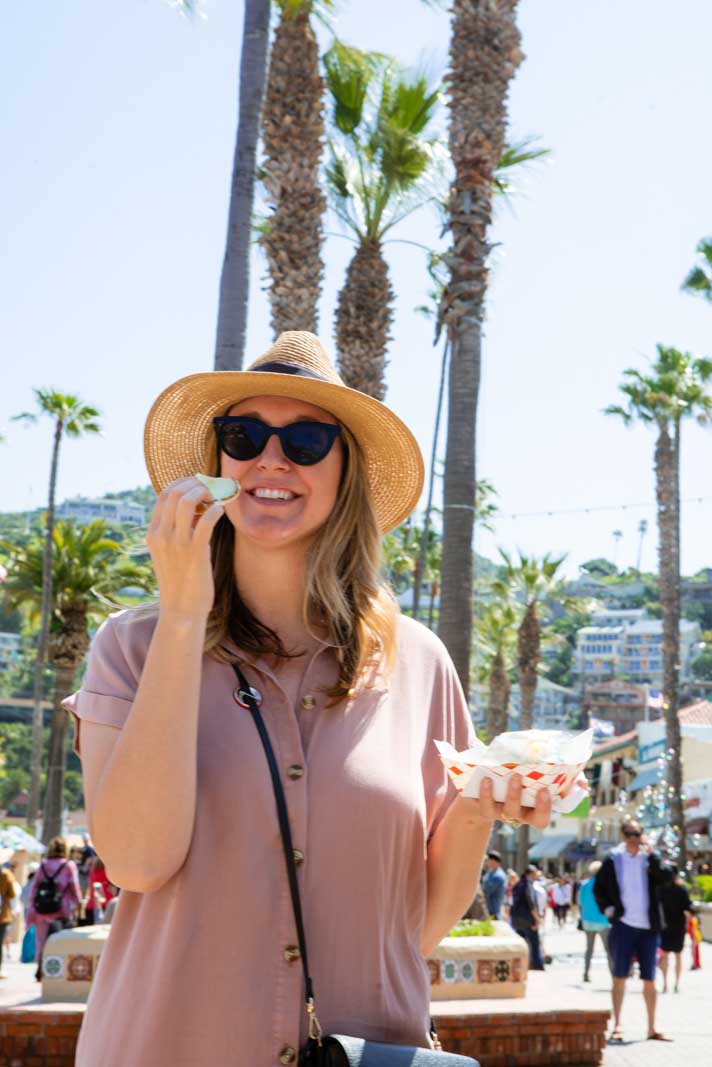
xmin=477 ymin=959 xmax=494 ymax=983
xmin=494 ymin=959 xmax=510 ymax=982
xmin=441 ymin=959 xmax=458 ymax=983
xmin=43 ymin=954 xmax=65 ymax=979
xmin=427 ymin=959 xmax=441 ymax=984
xmin=511 ymin=958 xmax=522 ymax=982
xmin=460 ymin=960 xmax=475 ymax=982
xmin=67 ymin=954 xmax=94 ymax=981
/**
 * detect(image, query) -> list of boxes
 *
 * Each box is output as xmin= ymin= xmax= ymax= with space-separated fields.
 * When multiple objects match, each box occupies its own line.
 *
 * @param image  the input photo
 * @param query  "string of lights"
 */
xmin=494 ymin=495 xmax=712 ymax=521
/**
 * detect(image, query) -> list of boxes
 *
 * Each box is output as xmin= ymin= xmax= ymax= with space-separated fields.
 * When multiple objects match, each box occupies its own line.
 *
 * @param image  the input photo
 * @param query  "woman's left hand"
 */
xmin=456 ymin=772 xmax=552 ymax=829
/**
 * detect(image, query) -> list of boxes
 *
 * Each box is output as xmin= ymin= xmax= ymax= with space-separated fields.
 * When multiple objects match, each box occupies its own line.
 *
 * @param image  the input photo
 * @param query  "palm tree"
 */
xmin=12 ymin=391 xmax=101 ymax=832
xmin=1 ymin=520 xmax=153 ymax=842
xmin=681 ymin=237 xmax=712 ymax=304
xmin=259 ymin=0 xmax=329 ymax=336
xmin=214 ymin=0 xmax=272 ymax=370
xmin=494 ymin=550 xmax=568 ymax=868
xmin=606 ymin=345 xmax=712 ymax=858
xmin=437 ymin=0 xmax=524 ymax=694
xmin=475 ymin=598 xmax=519 ymax=742
xmin=325 ymin=43 xmax=442 ymax=399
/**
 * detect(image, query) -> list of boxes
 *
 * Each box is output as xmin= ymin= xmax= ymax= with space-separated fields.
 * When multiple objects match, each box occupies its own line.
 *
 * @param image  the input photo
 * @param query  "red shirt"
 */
xmin=87 ymin=866 xmax=117 ymax=910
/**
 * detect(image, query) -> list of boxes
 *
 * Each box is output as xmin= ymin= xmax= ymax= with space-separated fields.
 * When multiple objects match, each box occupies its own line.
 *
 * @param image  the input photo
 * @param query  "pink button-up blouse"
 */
xmin=63 ymin=608 xmax=475 ymax=1067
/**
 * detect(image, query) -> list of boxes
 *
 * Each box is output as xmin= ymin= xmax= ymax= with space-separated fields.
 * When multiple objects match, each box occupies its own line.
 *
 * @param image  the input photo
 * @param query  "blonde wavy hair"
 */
xmin=138 ymin=423 xmax=398 ymax=703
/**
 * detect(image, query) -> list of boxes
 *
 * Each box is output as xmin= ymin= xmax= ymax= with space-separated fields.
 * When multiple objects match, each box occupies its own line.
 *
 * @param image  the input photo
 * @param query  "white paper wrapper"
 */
xmin=435 ymin=728 xmax=592 ymax=812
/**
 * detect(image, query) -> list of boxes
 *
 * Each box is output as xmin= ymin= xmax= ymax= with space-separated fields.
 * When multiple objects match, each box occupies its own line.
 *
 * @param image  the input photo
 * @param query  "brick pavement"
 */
xmin=540 ymin=918 xmax=711 ymax=1067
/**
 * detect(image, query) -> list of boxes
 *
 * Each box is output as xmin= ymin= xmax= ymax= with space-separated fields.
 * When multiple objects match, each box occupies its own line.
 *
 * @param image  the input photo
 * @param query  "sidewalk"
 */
xmin=540 ymin=919 xmax=711 ymax=1066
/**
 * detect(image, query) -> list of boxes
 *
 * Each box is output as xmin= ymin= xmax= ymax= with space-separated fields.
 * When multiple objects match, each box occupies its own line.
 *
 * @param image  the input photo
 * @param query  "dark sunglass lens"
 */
xmin=219 ymin=421 xmax=264 ymax=460
xmin=285 ymin=423 xmax=333 ymax=464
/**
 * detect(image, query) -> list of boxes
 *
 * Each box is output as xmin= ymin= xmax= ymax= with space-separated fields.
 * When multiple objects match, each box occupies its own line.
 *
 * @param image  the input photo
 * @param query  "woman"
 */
xmin=510 ymin=866 xmax=545 ymax=971
xmin=578 ymin=860 xmax=612 ymax=982
xmin=26 ymin=837 xmax=81 ymax=981
xmin=83 ymin=855 xmax=118 ymax=925
xmin=63 ymin=332 xmax=553 ymax=1066
xmin=658 ymin=865 xmax=694 ymax=993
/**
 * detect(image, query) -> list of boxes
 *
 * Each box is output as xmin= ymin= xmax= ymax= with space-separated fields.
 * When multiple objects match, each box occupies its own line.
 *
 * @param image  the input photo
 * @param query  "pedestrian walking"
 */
xmin=77 ymin=833 xmax=96 ymax=896
xmin=594 ymin=818 xmax=673 ymax=1043
xmin=483 ymin=850 xmax=508 ymax=919
xmin=61 ymin=332 xmax=555 ymax=1067
xmin=83 ymin=856 xmax=118 ymax=925
xmin=510 ymin=866 xmax=545 ymax=970
xmin=0 ymin=863 xmax=17 ymax=978
xmin=504 ymin=868 xmax=518 ymax=920
xmin=658 ymin=865 xmax=694 ymax=993
xmin=26 ymin=838 xmax=82 ymax=982
xmin=552 ymin=877 xmax=571 ymax=927
xmin=578 ymin=860 xmax=612 ymax=982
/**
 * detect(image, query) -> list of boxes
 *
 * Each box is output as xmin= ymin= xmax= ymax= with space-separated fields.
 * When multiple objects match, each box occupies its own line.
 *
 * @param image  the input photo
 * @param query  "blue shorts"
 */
xmin=610 ymin=920 xmax=659 ymax=981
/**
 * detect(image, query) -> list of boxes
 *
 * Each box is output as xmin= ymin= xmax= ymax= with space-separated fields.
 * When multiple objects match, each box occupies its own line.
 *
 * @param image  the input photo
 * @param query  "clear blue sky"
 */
xmin=2 ymin=0 xmax=711 ymax=577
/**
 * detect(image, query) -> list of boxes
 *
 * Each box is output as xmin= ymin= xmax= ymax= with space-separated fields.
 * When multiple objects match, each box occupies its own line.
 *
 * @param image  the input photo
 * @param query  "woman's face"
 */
xmin=220 ymin=395 xmax=344 ymax=551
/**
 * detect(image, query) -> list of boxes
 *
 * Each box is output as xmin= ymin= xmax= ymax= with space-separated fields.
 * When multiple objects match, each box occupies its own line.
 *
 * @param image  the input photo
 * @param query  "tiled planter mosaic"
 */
xmin=428 ymin=920 xmax=528 ymax=999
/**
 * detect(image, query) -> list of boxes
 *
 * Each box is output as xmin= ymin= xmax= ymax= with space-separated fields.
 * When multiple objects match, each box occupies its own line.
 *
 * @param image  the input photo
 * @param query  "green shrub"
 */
xmin=694 ymin=875 xmax=712 ymax=902
xmin=448 ymin=919 xmax=495 ymax=938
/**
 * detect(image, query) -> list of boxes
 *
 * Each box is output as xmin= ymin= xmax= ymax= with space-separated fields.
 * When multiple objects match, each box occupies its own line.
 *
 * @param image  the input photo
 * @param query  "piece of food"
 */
xmin=194 ymin=473 xmax=241 ymax=513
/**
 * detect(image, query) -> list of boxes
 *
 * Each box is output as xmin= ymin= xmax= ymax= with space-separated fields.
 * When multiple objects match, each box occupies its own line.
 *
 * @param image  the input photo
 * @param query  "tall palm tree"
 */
xmin=214 ymin=0 xmax=272 ymax=370
xmin=325 ymin=43 xmax=442 ymax=399
xmin=12 ymin=391 xmax=101 ymax=832
xmin=681 ymin=237 xmax=712 ymax=304
xmin=1 ymin=520 xmax=152 ymax=842
xmin=606 ymin=345 xmax=712 ymax=858
xmin=494 ymin=550 xmax=568 ymax=868
xmin=260 ymin=0 xmax=329 ymax=336
xmin=438 ymin=0 xmax=524 ymax=694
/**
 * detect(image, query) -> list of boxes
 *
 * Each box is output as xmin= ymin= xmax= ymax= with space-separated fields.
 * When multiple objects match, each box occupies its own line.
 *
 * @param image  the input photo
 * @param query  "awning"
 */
xmin=628 ymin=766 xmax=661 ymax=792
xmin=529 ymin=835 xmax=576 ymax=861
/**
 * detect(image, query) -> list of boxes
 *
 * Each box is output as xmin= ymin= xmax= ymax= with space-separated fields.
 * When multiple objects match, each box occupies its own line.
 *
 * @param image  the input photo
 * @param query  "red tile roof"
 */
xmin=679 ymin=700 xmax=712 ymax=726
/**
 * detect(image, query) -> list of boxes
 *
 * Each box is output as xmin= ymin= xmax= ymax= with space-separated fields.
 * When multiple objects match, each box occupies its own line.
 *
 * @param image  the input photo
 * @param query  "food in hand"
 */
xmin=434 ymin=728 xmax=593 ymax=812
xmin=194 ymin=473 xmax=241 ymax=513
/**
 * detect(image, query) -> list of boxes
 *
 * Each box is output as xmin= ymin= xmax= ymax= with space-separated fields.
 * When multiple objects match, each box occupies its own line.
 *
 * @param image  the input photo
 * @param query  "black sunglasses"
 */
xmin=213 ymin=416 xmax=341 ymax=466
xmin=623 ymin=830 xmax=642 ymax=838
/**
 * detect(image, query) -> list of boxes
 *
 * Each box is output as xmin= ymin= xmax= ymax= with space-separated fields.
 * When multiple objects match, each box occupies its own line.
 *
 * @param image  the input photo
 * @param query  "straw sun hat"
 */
xmin=143 ymin=331 xmax=424 ymax=533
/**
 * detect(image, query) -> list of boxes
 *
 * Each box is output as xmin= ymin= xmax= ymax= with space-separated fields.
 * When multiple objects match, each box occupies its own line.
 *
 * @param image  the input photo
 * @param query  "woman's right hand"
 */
xmin=146 ymin=477 xmax=225 ymax=621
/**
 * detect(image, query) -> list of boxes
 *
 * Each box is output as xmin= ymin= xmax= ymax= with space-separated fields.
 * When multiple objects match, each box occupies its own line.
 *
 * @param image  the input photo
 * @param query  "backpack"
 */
xmin=34 ymin=861 xmax=67 ymax=915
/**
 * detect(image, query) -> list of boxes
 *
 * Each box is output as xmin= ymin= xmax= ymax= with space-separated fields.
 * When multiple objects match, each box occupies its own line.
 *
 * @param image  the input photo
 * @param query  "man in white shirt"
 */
xmin=593 ymin=819 xmax=672 ymax=1043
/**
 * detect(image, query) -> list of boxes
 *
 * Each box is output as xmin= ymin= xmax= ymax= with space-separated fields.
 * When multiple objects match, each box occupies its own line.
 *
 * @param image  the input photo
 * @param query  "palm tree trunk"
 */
xmin=214 ymin=0 xmax=272 ymax=370
xmin=260 ymin=1 xmax=325 ymax=335
xmin=516 ymin=602 xmax=540 ymax=869
xmin=414 ymin=337 xmax=450 ymax=620
xmin=657 ymin=420 xmax=684 ymax=856
xmin=335 ymin=238 xmax=393 ymax=400
xmin=487 ymin=650 xmax=510 ymax=742
xmin=439 ymin=0 xmax=523 ymax=692
xmin=42 ymin=662 xmax=77 ymax=844
xmin=26 ymin=419 xmax=63 ymax=833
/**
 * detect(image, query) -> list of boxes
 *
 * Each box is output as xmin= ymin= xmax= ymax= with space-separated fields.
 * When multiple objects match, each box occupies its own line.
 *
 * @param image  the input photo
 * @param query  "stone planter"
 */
xmin=41 ymin=923 xmax=110 ymax=1001
xmin=696 ymin=900 xmax=712 ymax=942
xmin=428 ymin=920 xmax=528 ymax=999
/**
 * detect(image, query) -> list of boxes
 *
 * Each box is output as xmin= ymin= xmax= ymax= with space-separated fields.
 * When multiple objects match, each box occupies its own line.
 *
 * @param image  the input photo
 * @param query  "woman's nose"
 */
xmin=257 ymin=431 xmax=289 ymax=468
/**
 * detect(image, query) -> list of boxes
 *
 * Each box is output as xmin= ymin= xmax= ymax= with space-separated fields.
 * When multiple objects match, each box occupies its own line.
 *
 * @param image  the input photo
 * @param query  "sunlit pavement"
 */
xmin=539 ymin=918 xmax=711 ymax=1065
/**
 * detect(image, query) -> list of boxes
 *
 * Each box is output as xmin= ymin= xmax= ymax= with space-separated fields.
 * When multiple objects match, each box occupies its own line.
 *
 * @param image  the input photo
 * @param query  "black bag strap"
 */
xmin=233 ymin=661 xmax=443 ymax=1053
xmin=232 ymin=663 xmax=322 ymax=1044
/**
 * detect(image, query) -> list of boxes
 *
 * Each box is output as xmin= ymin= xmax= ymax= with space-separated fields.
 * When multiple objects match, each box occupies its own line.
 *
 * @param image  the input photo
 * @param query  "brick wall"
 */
xmin=0 ymin=1005 xmax=609 ymax=1066
xmin=0 ymin=1010 xmax=83 ymax=1067
xmin=437 ymin=1008 xmax=610 ymax=1066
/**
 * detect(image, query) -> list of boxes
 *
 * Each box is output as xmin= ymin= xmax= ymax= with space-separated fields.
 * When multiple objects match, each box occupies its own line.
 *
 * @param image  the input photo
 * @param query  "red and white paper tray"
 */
xmin=434 ymin=728 xmax=592 ymax=813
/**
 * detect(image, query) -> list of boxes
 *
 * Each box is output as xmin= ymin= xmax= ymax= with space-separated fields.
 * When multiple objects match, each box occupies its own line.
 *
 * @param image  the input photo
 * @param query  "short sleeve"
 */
xmin=423 ymin=639 xmax=477 ymax=842
xmin=61 ymin=611 xmax=146 ymax=759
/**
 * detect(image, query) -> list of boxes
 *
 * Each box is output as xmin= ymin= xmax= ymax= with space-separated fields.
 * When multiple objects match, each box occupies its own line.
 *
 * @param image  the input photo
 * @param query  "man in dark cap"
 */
xmin=482 ymin=850 xmax=507 ymax=920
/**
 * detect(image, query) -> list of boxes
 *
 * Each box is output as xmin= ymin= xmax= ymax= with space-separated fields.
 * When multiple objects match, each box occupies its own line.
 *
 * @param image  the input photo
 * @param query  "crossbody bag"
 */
xmin=232 ymin=663 xmax=479 ymax=1067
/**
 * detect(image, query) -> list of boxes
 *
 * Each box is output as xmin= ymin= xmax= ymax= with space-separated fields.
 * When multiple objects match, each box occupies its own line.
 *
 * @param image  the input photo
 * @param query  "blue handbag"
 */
xmin=21 ymin=923 xmax=36 ymax=963
xmin=233 ymin=664 xmax=479 ymax=1067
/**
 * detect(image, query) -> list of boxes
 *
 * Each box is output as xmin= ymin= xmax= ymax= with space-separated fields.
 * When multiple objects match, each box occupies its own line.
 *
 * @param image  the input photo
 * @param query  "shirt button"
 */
xmin=283 ymin=944 xmax=300 ymax=963
xmin=279 ymin=1047 xmax=297 ymax=1064
xmin=292 ymin=849 xmax=305 ymax=866
xmin=300 ymin=694 xmax=316 ymax=710
xmin=287 ymin=764 xmax=304 ymax=780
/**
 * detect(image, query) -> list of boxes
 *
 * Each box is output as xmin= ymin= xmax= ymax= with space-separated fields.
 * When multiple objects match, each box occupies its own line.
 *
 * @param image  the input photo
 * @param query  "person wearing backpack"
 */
xmin=27 ymin=837 xmax=81 ymax=982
